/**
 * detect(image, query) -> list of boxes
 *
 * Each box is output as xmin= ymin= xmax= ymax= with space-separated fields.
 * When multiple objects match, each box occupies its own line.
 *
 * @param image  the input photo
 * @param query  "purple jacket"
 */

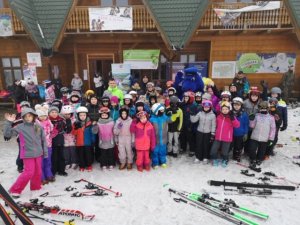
xmin=92 ymin=118 xmax=115 ymax=149
xmin=250 ymin=113 xmax=276 ymax=142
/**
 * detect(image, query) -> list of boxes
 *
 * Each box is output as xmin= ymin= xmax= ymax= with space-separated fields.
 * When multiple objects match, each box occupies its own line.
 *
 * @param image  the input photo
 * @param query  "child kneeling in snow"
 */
xmin=4 ymin=108 xmax=48 ymax=198
xmin=130 ymin=111 xmax=156 ymax=172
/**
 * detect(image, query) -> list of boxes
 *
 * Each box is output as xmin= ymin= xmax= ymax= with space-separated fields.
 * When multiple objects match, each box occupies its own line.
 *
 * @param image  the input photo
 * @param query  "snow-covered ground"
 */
xmin=0 ymin=108 xmax=300 ymax=225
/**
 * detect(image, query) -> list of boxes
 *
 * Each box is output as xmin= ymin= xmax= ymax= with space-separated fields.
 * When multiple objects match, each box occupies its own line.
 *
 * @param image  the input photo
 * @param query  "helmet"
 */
xmin=221 ymin=101 xmax=232 ymax=110
xmin=202 ymin=93 xmax=212 ymax=101
xmin=61 ymin=105 xmax=73 ymax=114
xmin=170 ymin=96 xmax=179 ymax=104
xmin=85 ymin=90 xmax=95 ymax=96
xmin=146 ymin=82 xmax=155 ymax=88
xmin=268 ymin=97 xmax=278 ymax=105
xmin=76 ymin=106 xmax=88 ymax=114
xmin=249 ymin=87 xmax=260 ymax=96
xmin=232 ymin=97 xmax=244 ymax=105
xmin=270 ymin=87 xmax=282 ymax=95
xmin=195 ymin=92 xmax=202 ymax=97
xmin=135 ymin=100 xmax=145 ymax=108
xmin=166 ymin=80 xmax=174 ymax=87
xmin=151 ymin=103 xmax=165 ymax=116
xmin=70 ymin=91 xmax=81 ymax=98
xmin=221 ymin=91 xmax=231 ymax=98
xmin=99 ymin=107 xmax=110 ymax=114
xmin=20 ymin=101 xmax=31 ymax=108
xmin=129 ymin=91 xmax=137 ymax=96
xmin=259 ymin=101 xmax=269 ymax=110
xmin=60 ymin=87 xmax=69 ymax=93
xmin=167 ymin=87 xmax=176 ymax=94
xmin=124 ymin=94 xmax=133 ymax=100
xmin=136 ymin=111 xmax=148 ymax=119
xmin=202 ymin=100 xmax=212 ymax=108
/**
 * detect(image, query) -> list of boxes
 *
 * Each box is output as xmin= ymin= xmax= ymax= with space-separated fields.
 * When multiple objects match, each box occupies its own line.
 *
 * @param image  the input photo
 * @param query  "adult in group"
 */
xmin=103 ymin=78 xmax=124 ymax=105
xmin=232 ymin=71 xmax=250 ymax=99
xmin=141 ymin=75 xmax=150 ymax=94
xmin=280 ymin=66 xmax=295 ymax=103
xmin=52 ymin=72 xmax=63 ymax=99
xmin=93 ymin=72 xmax=104 ymax=98
xmin=13 ymin=80 xmax=27 ymax=113
xmin=71 ymin=73 xmax=83 ymax=93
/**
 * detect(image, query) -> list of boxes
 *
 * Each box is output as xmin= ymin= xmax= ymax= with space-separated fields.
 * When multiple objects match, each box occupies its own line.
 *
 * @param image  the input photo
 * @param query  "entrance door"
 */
xmin=87 ymin=54 xmax=114 ymax=90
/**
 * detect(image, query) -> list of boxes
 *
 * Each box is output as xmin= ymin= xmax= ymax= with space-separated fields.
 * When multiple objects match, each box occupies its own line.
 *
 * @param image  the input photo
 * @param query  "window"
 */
xmin=180 ymin=54 xmax=196 ymax=63
xmin=116 ymin=0 xmax=128 ymax=6
xmin=100 ymin=0 xmax=113 ymax=7
xmin=1 ymin=57 xmax=22 ymax=88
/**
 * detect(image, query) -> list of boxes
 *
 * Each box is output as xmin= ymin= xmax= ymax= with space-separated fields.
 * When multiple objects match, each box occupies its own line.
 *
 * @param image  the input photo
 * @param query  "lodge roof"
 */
xmin=286 ymin=0 xmax=300 ymax=27
xmin=8 ymin=0 xmax=74 ymax=55
xmin=143 ymin=0 xmax=209 ymax=50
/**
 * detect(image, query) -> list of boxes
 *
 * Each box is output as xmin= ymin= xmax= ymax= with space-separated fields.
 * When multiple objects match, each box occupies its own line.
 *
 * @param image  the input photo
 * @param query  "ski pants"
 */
xmin=136 ymin=150 xmax=151 ymax=167
xmin=77 ymin=146 xmax=93 ymax=168
xmin=51 ymin=146 xmax=65 ymax=175
xmin=152 ymin=144 xmax=167 ymax=166
xmin=167 ymin=132 xmax=179 ymax=154
xmin=195 ymin=132 xmax=211 ymax=160
xmin=232 ymin=136 xmax=244 ymax=160
xmin=265 ymin=128 xmax=279 ymax=156
xmin=210 ymin=140 xmax=231 ymax=161
xmin=64 ymin=146 xmax=78 ymax=165
xmin=100 ymin=148 xmax=115 ymax=167
xmin=118 ymin=136 xmax=133 ymax=164
xmin=248 ymin=140 xmax=268 ymax=161
xmin=42 ymin=148 xmax=53 ymax=181
xmin=10 ymin=157 xmax=42 ymax=194
xmin=16 ymin=139 xmax=23 ymax=171
xmin=180 ymin=127 xmax=196 ymax=153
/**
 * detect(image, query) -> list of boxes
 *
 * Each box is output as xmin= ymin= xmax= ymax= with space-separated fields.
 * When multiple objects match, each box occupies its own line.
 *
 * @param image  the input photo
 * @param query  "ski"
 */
xmin=236 ymin=162 xmax=261 ymax=173
xmin=71 ymin=189 xmax=108 ymax=197
xmin=263 ymin=172 xmax=300 ymax=187
xmin=208 ymin=180 xmax=296 ymax=191
xmin=74 ymin=179 xmax=122 ymax=197
xmin=168 ymin=188 xmax=259 ymax=225
xmin=188 ymin=192 xmax=269 ymax=220
xmin=18 ymin=199 xmax=95 ymax=221
xmin=39 ymin=192 xmax=66 ymax=198
xmin=293 ymin=161 xmax=300 ymax=167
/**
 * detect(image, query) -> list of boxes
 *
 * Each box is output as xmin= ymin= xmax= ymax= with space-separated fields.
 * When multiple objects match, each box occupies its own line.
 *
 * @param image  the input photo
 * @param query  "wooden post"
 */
xmin=74 ymin=43 xmax=78 ymax=73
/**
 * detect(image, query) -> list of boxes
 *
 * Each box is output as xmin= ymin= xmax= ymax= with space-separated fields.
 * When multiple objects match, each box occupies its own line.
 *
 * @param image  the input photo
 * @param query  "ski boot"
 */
xmin=221 ymin=160 xmax=228 ymax=168
xmin=203 ymin=159 xmax=209 ymax=164
xmin=137 ymin=166 xmax=143 ymax=172
xmin=145 ymin=165 xmax=151 ymax=171
xmin=119 ymin=164 xmax=126 ymax=170
xmin=87 ymin=166 xmax=93 ymax=172
xmin=161 ymin=164 xmax=167 ymax=168
xmin=79 ymin=168 xmax=85 ymax=172
xmin=127 ymin=163 xmax=133 ymax=170
xmin=173 ymin=153 xmax=178 ymax=158
xmin=212 ymin=159 xmax=219 ymax=167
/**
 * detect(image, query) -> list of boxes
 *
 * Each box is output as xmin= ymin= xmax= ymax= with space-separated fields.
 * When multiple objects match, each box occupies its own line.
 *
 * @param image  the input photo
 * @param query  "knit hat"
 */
xmin=21 ymin=108 xmax=37 ymax=118
xmin=110 ymin=96 xmax=119 ymax=104
xmin=20 ymin=101 xmax=31 ymax=108
xmin=48 ymin=106 xmax=60 ymax=114
xmin=35 ymin=104 xmax=49 ymax=117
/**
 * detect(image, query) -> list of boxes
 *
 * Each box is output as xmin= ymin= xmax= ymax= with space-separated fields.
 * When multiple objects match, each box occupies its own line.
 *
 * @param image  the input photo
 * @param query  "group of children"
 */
xmin=3 ymin=75 xmax=288 ymax=198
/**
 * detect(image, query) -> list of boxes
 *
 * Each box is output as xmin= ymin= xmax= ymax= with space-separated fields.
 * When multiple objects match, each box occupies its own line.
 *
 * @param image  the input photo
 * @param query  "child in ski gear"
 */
xmin=60 ymin=87 xmax=70 ymax=105
xmin=129 ymin=90 xmax=138 ymax=105
xmin=61 ymin=105 xmax=77 ymax=169
xmin=92 ymin=107 xmax=115 ymax=170
xmin=71 ymin=73 xmax=83 ymax=92
xmin=130 ymin=111 xmax=156 ymax=172
xmin=69 ymin=91 xmax=81 ymax=115
xmin=150 ymin=103 xmax=171 ymax=168
xmin=190 ymin=100 xmax=216 ymax=163
xmin=210 ymin=102 xmax=240 ymax=167
xmin=123 ymin=94 xmax=136 ymax=118
xmin=167 ymin=96 xmax=183 ymax=158
xmin=35 ymin=104 xmax=55 ymax=184
xmin=248 ymin=101 xmax=276 ymax=166
xmin=232 ymin=97 xmax=249 ymax=162
xmin=113 ymin=107 xmax=134 ymax=170
xmin=93 ymin=72 xmax=104 ymax=98
xmin=101 ymin=96 xmax=110 ymax=108
xmin=49 ymin=106 xmax=72 ymax=176
xmin=43 ymin=80 xmax=56 ymax=103
xmin=270 ymin=87 xmax=288 ymax=131
xmin=110 ymin=96 xmax=120 ymax=122
xmin=4 ymin=108 xmax=48 ymax=197
xmin=13 ymin=80 xmax=26 ymax=113
xmin=72 ymin=106 xmax=94 ymax=172
xmin=229 ymin=83 xmax=239 ymax=99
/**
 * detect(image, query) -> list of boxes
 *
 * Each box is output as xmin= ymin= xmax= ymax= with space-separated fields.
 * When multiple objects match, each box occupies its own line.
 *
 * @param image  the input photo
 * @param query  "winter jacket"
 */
xmin=277 ymin=99 xmax=288 ymax=129
xmin=110 ymin=106 xmax=120 ymax=122
xmin=45 ymin=85 xmax=56 ymax=103
xmin=106 ymin=86 xmax=124 ymax=105
xmin=3 ymin=121 xmax=48 ymax=159
xmin=270 ymin=108 xmax=283 ymax=129
xmin=250 ymin=113 xmax=276 ymax=142
xmin=150 ymin=114 xmax=171 ymax=145
xmin=36 ymin=119 xmax=54 ymax=147
xmin=87 ymin=103 xmax=100 ymax=122
xmin=168 ymin=108 xmax=183 ymax=132
xmin=64 ymin=117 xmax=76 ymax=147
xmin=130 ymin=120 xmax=156 ymax=151
xmin=233 ymin=111 xmax=249 ymax=137
xmin=49 ymin=116 xmax=72 ymax=147
xmin=93 ymin=76 xmax=103 ymax=88
xmin=190 ymin=110 xmax=216 ymax=134
xmin=232 ymin=77 xmax=250 ymax=97
xmin=215 ymin=114 xmax=240 ymax=142
xmin=180 ymin=102 xmax=197 ymax=128
xmin=13 ymin=85 xmax=26 ymax=104
xmin=92 ymin=118 xmax=115 ymax=149
xmin=25 ymin=83 xmax=38 ymax=94
xmin=243 ymin=99 xmax=261 ymax=116
xmin=71 ymin=78 xmax=83 ymax=91
xmin=72 ymin=119 xmax=94 ymax=146
xmin=113 ymin=117 xmax=133 ymax=143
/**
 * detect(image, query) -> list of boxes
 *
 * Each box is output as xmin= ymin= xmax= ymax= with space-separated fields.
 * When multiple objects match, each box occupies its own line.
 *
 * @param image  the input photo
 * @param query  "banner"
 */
xmin=23 ymin=64 xmax=38 ymax=84
xmin=27 ymin=52 xmax=42 ymax=67
xmin=0 ymin=15 xmax=13 ymax=37
xmin=236 ymin=53 xmax=296 ymax=74
xmin=214 ymin=1 xmax=281 ymax=26
xmin=212 ymin=61 xmax=236 ymax=79
xmin=111 ymin=63 xmax=131 ymax=93
xmin=89 ymin=7 xmax=133 ymax=31
xmin=123 ymin=49 xmax=160 ymax=70
xmin=168 ymin=62 xmax=208 ymax=80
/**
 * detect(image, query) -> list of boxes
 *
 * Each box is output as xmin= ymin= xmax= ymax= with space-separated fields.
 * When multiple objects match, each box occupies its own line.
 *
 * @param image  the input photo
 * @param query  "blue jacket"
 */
xmin=234 ymin=111 xmax=249 ymax=137
xmin=277 ymin=99 xmax=288 ymax=129
xmin=110 ymin=106 xmax=120 ymax=122
xmin=150 ymin=114 xmax=171 ymax=145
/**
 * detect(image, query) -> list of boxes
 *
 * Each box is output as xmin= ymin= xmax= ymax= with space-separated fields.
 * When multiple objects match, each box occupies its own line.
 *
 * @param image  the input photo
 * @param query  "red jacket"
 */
xmin=130 ymin=120 xmax=156 ymax=151
xmin=215 ymin=114 xmax=240 ymax=142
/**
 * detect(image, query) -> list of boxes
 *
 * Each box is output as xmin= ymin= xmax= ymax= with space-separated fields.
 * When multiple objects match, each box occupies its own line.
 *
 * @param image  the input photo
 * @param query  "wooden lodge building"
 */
xmin=0 ymin=0 xmax=300 ymax=97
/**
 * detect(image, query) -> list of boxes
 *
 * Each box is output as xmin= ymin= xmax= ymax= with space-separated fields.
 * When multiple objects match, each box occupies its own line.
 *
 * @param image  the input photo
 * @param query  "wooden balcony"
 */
xmin=0 ymin=8 xmax=25 ymax=34
xmin=66 ymin=6 xmax=157 ymax=33
xmin=198 ymin=2 xmax=293 ymax=31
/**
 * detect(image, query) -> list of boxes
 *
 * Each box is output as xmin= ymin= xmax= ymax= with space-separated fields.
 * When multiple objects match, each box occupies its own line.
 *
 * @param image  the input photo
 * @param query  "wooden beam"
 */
xmin=74 ymin=43 xmax=78 ymax=73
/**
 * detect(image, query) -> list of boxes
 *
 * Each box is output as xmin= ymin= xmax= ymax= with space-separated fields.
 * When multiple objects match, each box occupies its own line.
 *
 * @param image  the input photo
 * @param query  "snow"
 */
xmin=0 ymin=108 xmax=300 ymax=225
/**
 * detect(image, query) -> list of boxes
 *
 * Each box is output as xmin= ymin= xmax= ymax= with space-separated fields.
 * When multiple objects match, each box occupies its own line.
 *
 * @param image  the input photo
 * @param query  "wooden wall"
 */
xmin=77 ymin=0 xmax=143 ymax=6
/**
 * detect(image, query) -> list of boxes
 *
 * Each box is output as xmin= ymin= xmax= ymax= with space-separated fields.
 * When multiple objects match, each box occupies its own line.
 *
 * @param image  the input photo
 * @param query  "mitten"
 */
xmin=74 ymin=121 xmax=82 ymax=130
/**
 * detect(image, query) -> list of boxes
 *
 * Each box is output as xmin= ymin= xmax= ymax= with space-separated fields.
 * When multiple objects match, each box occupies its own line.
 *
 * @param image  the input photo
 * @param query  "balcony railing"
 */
xmin=66 ymin=6 xmax=157 ymax=32
xmin=199 ymin=2 xmax=292 ymax=30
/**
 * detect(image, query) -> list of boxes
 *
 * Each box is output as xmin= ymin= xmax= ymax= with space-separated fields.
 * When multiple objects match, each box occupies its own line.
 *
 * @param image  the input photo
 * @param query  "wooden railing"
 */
xmin=0 ymin=8 xmax=25 ymax=33
xmin=199 ymin=2 xmax=292 ymax=30
xmin=66 ymin=6 xmax=157 ymax=32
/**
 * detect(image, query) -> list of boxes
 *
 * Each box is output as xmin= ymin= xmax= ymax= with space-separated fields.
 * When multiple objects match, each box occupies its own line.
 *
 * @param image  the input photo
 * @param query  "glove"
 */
xmin=117 ymin=122 xmax=123 ymax=129
xmin=210 ymin=135 xmax=215 ymax=143
xmin=4 ymin=137 xmax=10 ymax=141
xmin=74 ymin=121 xmax=82 ymax=130
xmin=280 ymin=126 xmax=287 ymax=131
xmin=229 ymin=111 xmax=235 ymax=121
xmin=268 ymin=140 xmax=274 ymax=146
xmin=243 ymin=134 xmax=248 ymax=142
xmin=248 ymin=114 xmax=255 ymax=121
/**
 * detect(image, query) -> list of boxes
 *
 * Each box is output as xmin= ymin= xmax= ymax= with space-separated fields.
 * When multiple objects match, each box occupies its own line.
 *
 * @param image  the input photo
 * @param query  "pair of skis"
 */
xmin=168 ymin=188 xmax=268 ymax=225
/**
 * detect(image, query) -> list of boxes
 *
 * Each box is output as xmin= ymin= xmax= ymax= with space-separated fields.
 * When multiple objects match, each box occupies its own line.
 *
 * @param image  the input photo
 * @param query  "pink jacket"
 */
xmin=215 ymin=114 xmax=240 ymax=142
xmin=36 ymin=119 xmax=53 ymax=147
xmin=64 ymin=117 xmax=76 ymax=147
xmin=45 ymin=85 xmax=56 ymax=103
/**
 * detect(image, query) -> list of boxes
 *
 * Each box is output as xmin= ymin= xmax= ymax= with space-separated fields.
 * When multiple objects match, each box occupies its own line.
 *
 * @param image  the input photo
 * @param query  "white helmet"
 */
xmin=151 ymin=103 xmax=165 ymax=116
xmin=221 ymin=91 xmax=231 ymax=97
xmin=232 ymin=97 xmax=244 ymax=105
xmin=124 ymin=94 xmax=133 ymax=100
xmin=76 ymin=106 xmax=88 ymax=114
xmin=61 ymin=105 xmax=73 ymax=114
xmin=129 ymin=91 xmax=137 ymax=96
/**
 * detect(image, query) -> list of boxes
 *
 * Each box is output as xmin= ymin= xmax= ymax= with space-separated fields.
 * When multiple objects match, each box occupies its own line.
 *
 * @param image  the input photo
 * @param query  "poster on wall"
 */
xmin=111 ymin=63 xmax=131 ymax=93
xmin=236 ymin=53 xmax=296 ymax=73
xmin=0 ymin=15 xmax=13 ymax=36
xmin=212 ymin=61 xmax=236 ymax=79
xmin=23 ymin=64 xmax=38 ymax=84
xmin=89 ymin=7 xmax=133 ymax=31
xmin=168 ymin=62 xmax=208 ymax=80
xmin=123 ymin=50 xmax=160 ymax=70
xmin=27 ymin=52 xmax=42 ymax=67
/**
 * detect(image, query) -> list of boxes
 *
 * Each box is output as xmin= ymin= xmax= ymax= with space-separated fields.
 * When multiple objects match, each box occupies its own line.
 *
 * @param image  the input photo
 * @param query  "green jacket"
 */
xmin=107 ymin=86 xmax=124 ymax=105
